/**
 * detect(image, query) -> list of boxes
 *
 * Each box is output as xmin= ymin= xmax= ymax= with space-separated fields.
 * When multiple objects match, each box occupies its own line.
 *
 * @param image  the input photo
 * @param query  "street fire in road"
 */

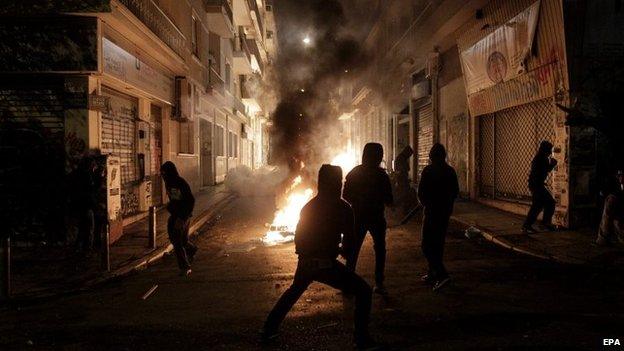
xmin=262 ymin=176 xmax=313 ymax=246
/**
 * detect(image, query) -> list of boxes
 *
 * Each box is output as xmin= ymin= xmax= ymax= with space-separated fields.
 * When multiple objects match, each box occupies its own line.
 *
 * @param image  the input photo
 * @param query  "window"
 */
xmin=215 ymin=125 xmax=225 ymax=156
xmin=227 ymin=131 xmax=239 ymax=158
xmin=192 ymin=15 xmax=199 ymax=57
xmin=266 ymin=30 xmax=274 ymax=39
xmin=266 ymin=4 xmax=272 ymax=11
xmin=179 ymin=120 xmax=195 ymax=154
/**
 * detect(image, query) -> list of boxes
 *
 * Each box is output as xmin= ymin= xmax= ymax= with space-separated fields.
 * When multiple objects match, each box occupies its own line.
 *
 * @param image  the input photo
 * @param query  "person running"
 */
xmin=161 ymin=161 xmax=197 ymax=276
xmin=523 ymin=140 xmax=557 ymax=233
xmin=417 ymin=143 xmax=459 ymax=292
xmin=344 ymin=143 xmax=393 ymax=295
xmin=262 ymin=165 xmax=378 ymax=350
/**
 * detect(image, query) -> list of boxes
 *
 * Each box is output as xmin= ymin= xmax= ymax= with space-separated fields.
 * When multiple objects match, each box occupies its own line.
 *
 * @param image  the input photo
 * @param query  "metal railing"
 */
xmin=209 ymin=66 xmax=226 ymax=96
xmin=118 ymin=0 xmax=186 ymax=58
xmin=234 ymin=31 xmax=252 ymax=63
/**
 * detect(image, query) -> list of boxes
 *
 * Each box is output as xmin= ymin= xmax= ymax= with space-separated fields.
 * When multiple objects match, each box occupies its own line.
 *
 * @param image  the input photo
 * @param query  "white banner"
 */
xmin=460 ymin=1 xmax=541 ymax=95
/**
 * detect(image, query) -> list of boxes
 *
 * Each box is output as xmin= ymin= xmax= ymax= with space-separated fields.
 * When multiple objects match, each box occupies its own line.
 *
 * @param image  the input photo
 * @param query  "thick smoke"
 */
xmin=270 ymin=0 xmax=370 ymax=179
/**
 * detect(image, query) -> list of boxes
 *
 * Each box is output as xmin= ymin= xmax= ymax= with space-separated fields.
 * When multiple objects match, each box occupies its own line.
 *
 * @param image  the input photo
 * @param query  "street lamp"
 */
xmin=302 ymin=36 xmax=311 ymax=46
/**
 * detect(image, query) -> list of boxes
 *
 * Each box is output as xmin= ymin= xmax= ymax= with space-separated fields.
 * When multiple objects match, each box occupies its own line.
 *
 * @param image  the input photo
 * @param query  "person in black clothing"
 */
xmin=69 ymin=156 xmax=97 ymax=254
xmin=522 ymin=140 xmax=557 ymax=233
xmin=161 ymin=161 xmax=197 ymax=276
xmin=262 ymin=165 xmax=377 ymax=350
xmin=596 ymin=169 xmax=624 ymax=246
xmin=344 ymin=143 xmax=393 ymax=294
xmin=417 ymin=143 xmax=459 ymax=292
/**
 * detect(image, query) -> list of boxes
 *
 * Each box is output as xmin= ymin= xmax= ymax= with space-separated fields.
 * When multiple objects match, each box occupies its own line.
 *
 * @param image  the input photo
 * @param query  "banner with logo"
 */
xmin=460 ymin=1 xmax=541 ymax=95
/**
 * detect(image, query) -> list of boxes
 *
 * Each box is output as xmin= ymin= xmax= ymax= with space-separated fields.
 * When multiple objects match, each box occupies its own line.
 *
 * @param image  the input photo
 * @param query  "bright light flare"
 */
xmin=331 ymin=150 xmax=357 ymax=174
xmin=262 ymin=178 xmax=314 ymax=246
xmin=303 ymin=36 xmax=311 ymax=45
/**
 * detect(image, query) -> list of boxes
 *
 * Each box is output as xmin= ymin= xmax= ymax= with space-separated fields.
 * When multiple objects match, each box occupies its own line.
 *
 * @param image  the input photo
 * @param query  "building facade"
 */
xmin=0 ymin=0 xmax=276 ymax=241
xmin=346 ymin=0 xmax=624 ymax=228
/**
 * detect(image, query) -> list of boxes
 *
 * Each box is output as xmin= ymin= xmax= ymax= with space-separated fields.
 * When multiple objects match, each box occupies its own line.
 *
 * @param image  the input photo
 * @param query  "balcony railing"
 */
xmin=247 ymin=0 xmax=263 ymax=37
xmin=205 ymin=0 xmax=233 ymax=27
xmin=234 ymin=32 xmax=252 ymax=63
xmin=208 ymin=66 xmax=225 ymax=96
xmin=118 ymin=0 xmax=186 ymax=58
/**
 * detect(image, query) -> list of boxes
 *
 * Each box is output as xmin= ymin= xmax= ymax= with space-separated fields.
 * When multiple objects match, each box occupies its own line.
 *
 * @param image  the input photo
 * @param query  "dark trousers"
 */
xmin=264 ymin=259 xmax=372 ymax=340
xmin=422 ymin=210 xmax=450 ymax=280
xmin=524 ymin=185 xmax=555 ymax=227
xmin=77 ymin=209 xmax=94 ymax=251
xmin=167 ymin=216 xmax=197 ymax=270
xmin=346 ymin=218 xmax=386 ymax=286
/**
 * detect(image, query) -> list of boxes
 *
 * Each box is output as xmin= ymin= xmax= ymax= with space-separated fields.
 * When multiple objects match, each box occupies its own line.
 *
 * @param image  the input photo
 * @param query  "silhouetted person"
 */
xmin=344 ymin=143 xmax=393 ymax=294
xmin=522 ymin=140 xmax=557 ymax=233
xmin=596 ymin=169 xmax=624 ymax=246
xmin=161 ymin=161 xmax=196 ymax=276
xmin=69 ymin=156 xmax=97 ymax=254
xmin=262 ymin=165 xmax=377 ymax=350
xmin=418 ymin=143 xmax=459 ymax=291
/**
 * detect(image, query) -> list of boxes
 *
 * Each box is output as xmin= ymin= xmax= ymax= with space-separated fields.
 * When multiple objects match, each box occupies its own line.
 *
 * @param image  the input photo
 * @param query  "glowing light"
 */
xmin=300 ymin=88 xmax=305 ymax=93
xmin=262 ymin=177 xmax=314 ymax=246
xmin=331 ymin=150 xmax=357 ymax=174
xmin=303 ymin=36 xmax=311 ymax=45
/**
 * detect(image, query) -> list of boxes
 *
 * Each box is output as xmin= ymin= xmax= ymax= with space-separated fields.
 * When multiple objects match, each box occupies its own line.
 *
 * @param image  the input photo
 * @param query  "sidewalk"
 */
xmin=10 ymin=185 xmax=235 ymax=300
xmin=452 ymin=200 xmax=624 ymax=266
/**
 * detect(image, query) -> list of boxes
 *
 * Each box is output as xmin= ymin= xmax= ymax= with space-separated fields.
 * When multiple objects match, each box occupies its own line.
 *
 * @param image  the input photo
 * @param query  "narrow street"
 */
xmin=1 ymin=196 xmax=622 ymax=350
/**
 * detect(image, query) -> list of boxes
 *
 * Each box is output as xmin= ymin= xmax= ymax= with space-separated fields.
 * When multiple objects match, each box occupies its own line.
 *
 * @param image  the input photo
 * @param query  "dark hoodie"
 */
xmin=528 ymin=141 xmax=555 ymax=189
xmin=417 ymin=143 xmax=459 ymax=215
xmin=295 ymin=165 xmax=355 ymax=260
xmin=343 ymin=143 xmax=393 ymax=219
xmin=161 ymin=161 xmax=195 ymax=219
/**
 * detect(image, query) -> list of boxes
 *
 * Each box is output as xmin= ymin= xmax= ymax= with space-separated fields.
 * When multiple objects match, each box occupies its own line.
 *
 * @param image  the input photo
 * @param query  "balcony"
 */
xmin=118 ymin=0 xmax=185 ymax=58
xmin=232 ymin=0 xmax=252 ymax=26
xmin=241 ymin=75 xmax=261 ymax=112
xmin=208 ymin=66 xmax=226 ymax=96
xmin=233 ymin=32 xmax=253 ymax=74
xmin=205 ymin=0 xmax=234 ymax=38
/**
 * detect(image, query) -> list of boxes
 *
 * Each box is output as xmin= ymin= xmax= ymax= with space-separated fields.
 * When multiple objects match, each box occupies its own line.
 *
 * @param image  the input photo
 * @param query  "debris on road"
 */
xmin=141 ymin=285 xmax=159 ymax=300
xmin=317 ymin=322 xmax=339 ymax=330
xmin=465 ymin=226 xmax=481 ymax=239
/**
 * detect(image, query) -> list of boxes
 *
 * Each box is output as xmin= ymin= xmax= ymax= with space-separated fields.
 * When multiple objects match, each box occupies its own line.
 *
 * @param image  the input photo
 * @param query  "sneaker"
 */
xmin=260 ymin=327 xmax=279 ymax=343
xmin=522 ymin=225 xmax=537 ymax=234
xmin=541 ymin=223 xmax=557 ymax=232
xmin=179 ymin=268 xmax=192 ymax=277
xmin=373 ymin=285 xmax=387 ymax=295
xmin=432 ymin=276 xmax=451 ymax=292
xmin=421 ymin=274 xmax=435 ymax=284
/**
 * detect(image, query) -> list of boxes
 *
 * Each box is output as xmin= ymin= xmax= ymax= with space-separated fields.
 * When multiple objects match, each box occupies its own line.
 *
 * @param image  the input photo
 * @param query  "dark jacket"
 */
xmin=68 ymin=167 xmax=96 ymax=211
xmin=343 ymin=165 xmax=393 ymax=219
xmin=528 ymin=142 xmax=556 ymax=189
xmin=295 ymin=195 xmax=355 ymax=260
xmin=164 ymin=176 xmax=194 ymax=219
xmin=418 ymin=161 xmax=459 ymax=215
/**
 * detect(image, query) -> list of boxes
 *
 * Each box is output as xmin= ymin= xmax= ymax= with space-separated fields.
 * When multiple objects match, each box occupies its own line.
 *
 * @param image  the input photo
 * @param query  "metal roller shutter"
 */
xmin=478 ymin=98 xmax=555 ymax=202
xmin=416 ymin=104 xmax=433 ymax=182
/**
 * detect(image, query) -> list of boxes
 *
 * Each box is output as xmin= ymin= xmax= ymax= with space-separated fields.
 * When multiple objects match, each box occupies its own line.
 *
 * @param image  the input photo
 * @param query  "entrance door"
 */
xmin=416 ymin=104 xmax=433 ymax=183
xmin=150 ymin=104 xmax=163 ymax=206
xmin=200 ymin=119 xmax=214 ymax=186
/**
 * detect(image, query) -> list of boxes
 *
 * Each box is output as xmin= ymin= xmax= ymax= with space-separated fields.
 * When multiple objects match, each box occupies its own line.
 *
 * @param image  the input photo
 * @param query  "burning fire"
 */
xmin=262 ymin=176 xmax=313 ymax=246
xmin=261 ymin=150 xmax=357 ymax=246
xmin=331 ymin=150 xmax=357 ymax=174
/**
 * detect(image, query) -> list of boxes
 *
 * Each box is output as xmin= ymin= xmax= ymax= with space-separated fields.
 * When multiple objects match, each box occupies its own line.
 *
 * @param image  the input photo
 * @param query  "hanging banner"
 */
xmin=460 ymin=1 xmax=541 ymax=95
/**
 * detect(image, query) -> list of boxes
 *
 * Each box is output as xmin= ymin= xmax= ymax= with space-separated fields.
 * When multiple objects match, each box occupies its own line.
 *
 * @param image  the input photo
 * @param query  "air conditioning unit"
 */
xmin=174 ymin=76 xmax=192 ymax=121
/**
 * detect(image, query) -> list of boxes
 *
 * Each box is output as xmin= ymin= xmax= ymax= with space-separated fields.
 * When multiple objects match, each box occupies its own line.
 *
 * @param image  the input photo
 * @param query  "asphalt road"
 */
xmin=1 ymin=196 xmax=623 ymax=350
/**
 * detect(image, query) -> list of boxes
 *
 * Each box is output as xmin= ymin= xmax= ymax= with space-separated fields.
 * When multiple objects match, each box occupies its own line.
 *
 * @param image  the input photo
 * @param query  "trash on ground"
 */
xmin=465 ymin=226 xmax=481 ymax=239
xmin=141 ymin=284 xmax=159 ymax=300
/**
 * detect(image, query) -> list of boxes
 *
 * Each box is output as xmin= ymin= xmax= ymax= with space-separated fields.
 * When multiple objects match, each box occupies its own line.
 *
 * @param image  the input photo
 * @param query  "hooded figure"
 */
xmin=596 ymin=169 xmax=624 ymax=246
xmin=161 ymin=161 xmax=196 ymax=275
xmin=343 ymin=143 xmax=393 ymax=294
xmin=417 ymin=143 xmax=459 ymax=291
xmin=523 ymin=140 xmax=557 ymax=233
xmin=263 ymin=165 xmax=377 ymax=349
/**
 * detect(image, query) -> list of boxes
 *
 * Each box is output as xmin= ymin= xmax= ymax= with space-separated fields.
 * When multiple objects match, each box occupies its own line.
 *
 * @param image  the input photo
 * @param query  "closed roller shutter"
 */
xmin=101 ymin=87 xmax=139 ymax=216
xmin=416 ymin=104 xmax=433 ymax=182
xmin=478 ymin=98 xmax=555 ymax=202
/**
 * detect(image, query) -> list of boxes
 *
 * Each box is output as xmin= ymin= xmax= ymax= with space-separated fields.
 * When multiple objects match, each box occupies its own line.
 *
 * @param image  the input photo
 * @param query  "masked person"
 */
xmin=262 ymin=165 xmax=377 ymax=350
xmin=344 ymin=143 xmax=393 ymax=295
xmin=523 ymin=141 xmax=557 ymax=234
xmin=418 ymin=144 xmax=459 ymax=292
xmin=596 ymin=169 xmax=624 ymax=246
xmin=161 ymin=161 xmax=196 ymax=276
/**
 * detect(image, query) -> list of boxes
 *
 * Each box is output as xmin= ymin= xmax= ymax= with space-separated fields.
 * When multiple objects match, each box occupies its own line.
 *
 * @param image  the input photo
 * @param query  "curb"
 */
xmin=5 ymin=193 xmax=236 ymax=303
xmin=450 ymin=215 xmax=583 ymax=265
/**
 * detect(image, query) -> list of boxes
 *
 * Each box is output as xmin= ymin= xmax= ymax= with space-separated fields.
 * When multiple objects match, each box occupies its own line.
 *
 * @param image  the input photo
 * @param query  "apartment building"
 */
xmin=0 ymin=0 xmax=276 ymax=241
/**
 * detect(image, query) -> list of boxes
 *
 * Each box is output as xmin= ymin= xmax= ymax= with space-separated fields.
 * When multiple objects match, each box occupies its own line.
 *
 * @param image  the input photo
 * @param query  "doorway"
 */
xmin=200 ymin=118 xmax=214 ymax=186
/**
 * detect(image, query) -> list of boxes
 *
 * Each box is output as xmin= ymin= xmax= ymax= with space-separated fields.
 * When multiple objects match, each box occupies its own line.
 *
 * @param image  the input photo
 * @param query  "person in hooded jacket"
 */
xmin=418 ymin=143 xmax=459 ymax=292
xmin=522 ymin=140 xmax=557 ymax=233
xmin=262 ymin=165 xmax=377 ymax=350
xmin=161 ymin=161 xmax=196 ymax=276
xmin=344 ymin=143 xmax=393 ymax=295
